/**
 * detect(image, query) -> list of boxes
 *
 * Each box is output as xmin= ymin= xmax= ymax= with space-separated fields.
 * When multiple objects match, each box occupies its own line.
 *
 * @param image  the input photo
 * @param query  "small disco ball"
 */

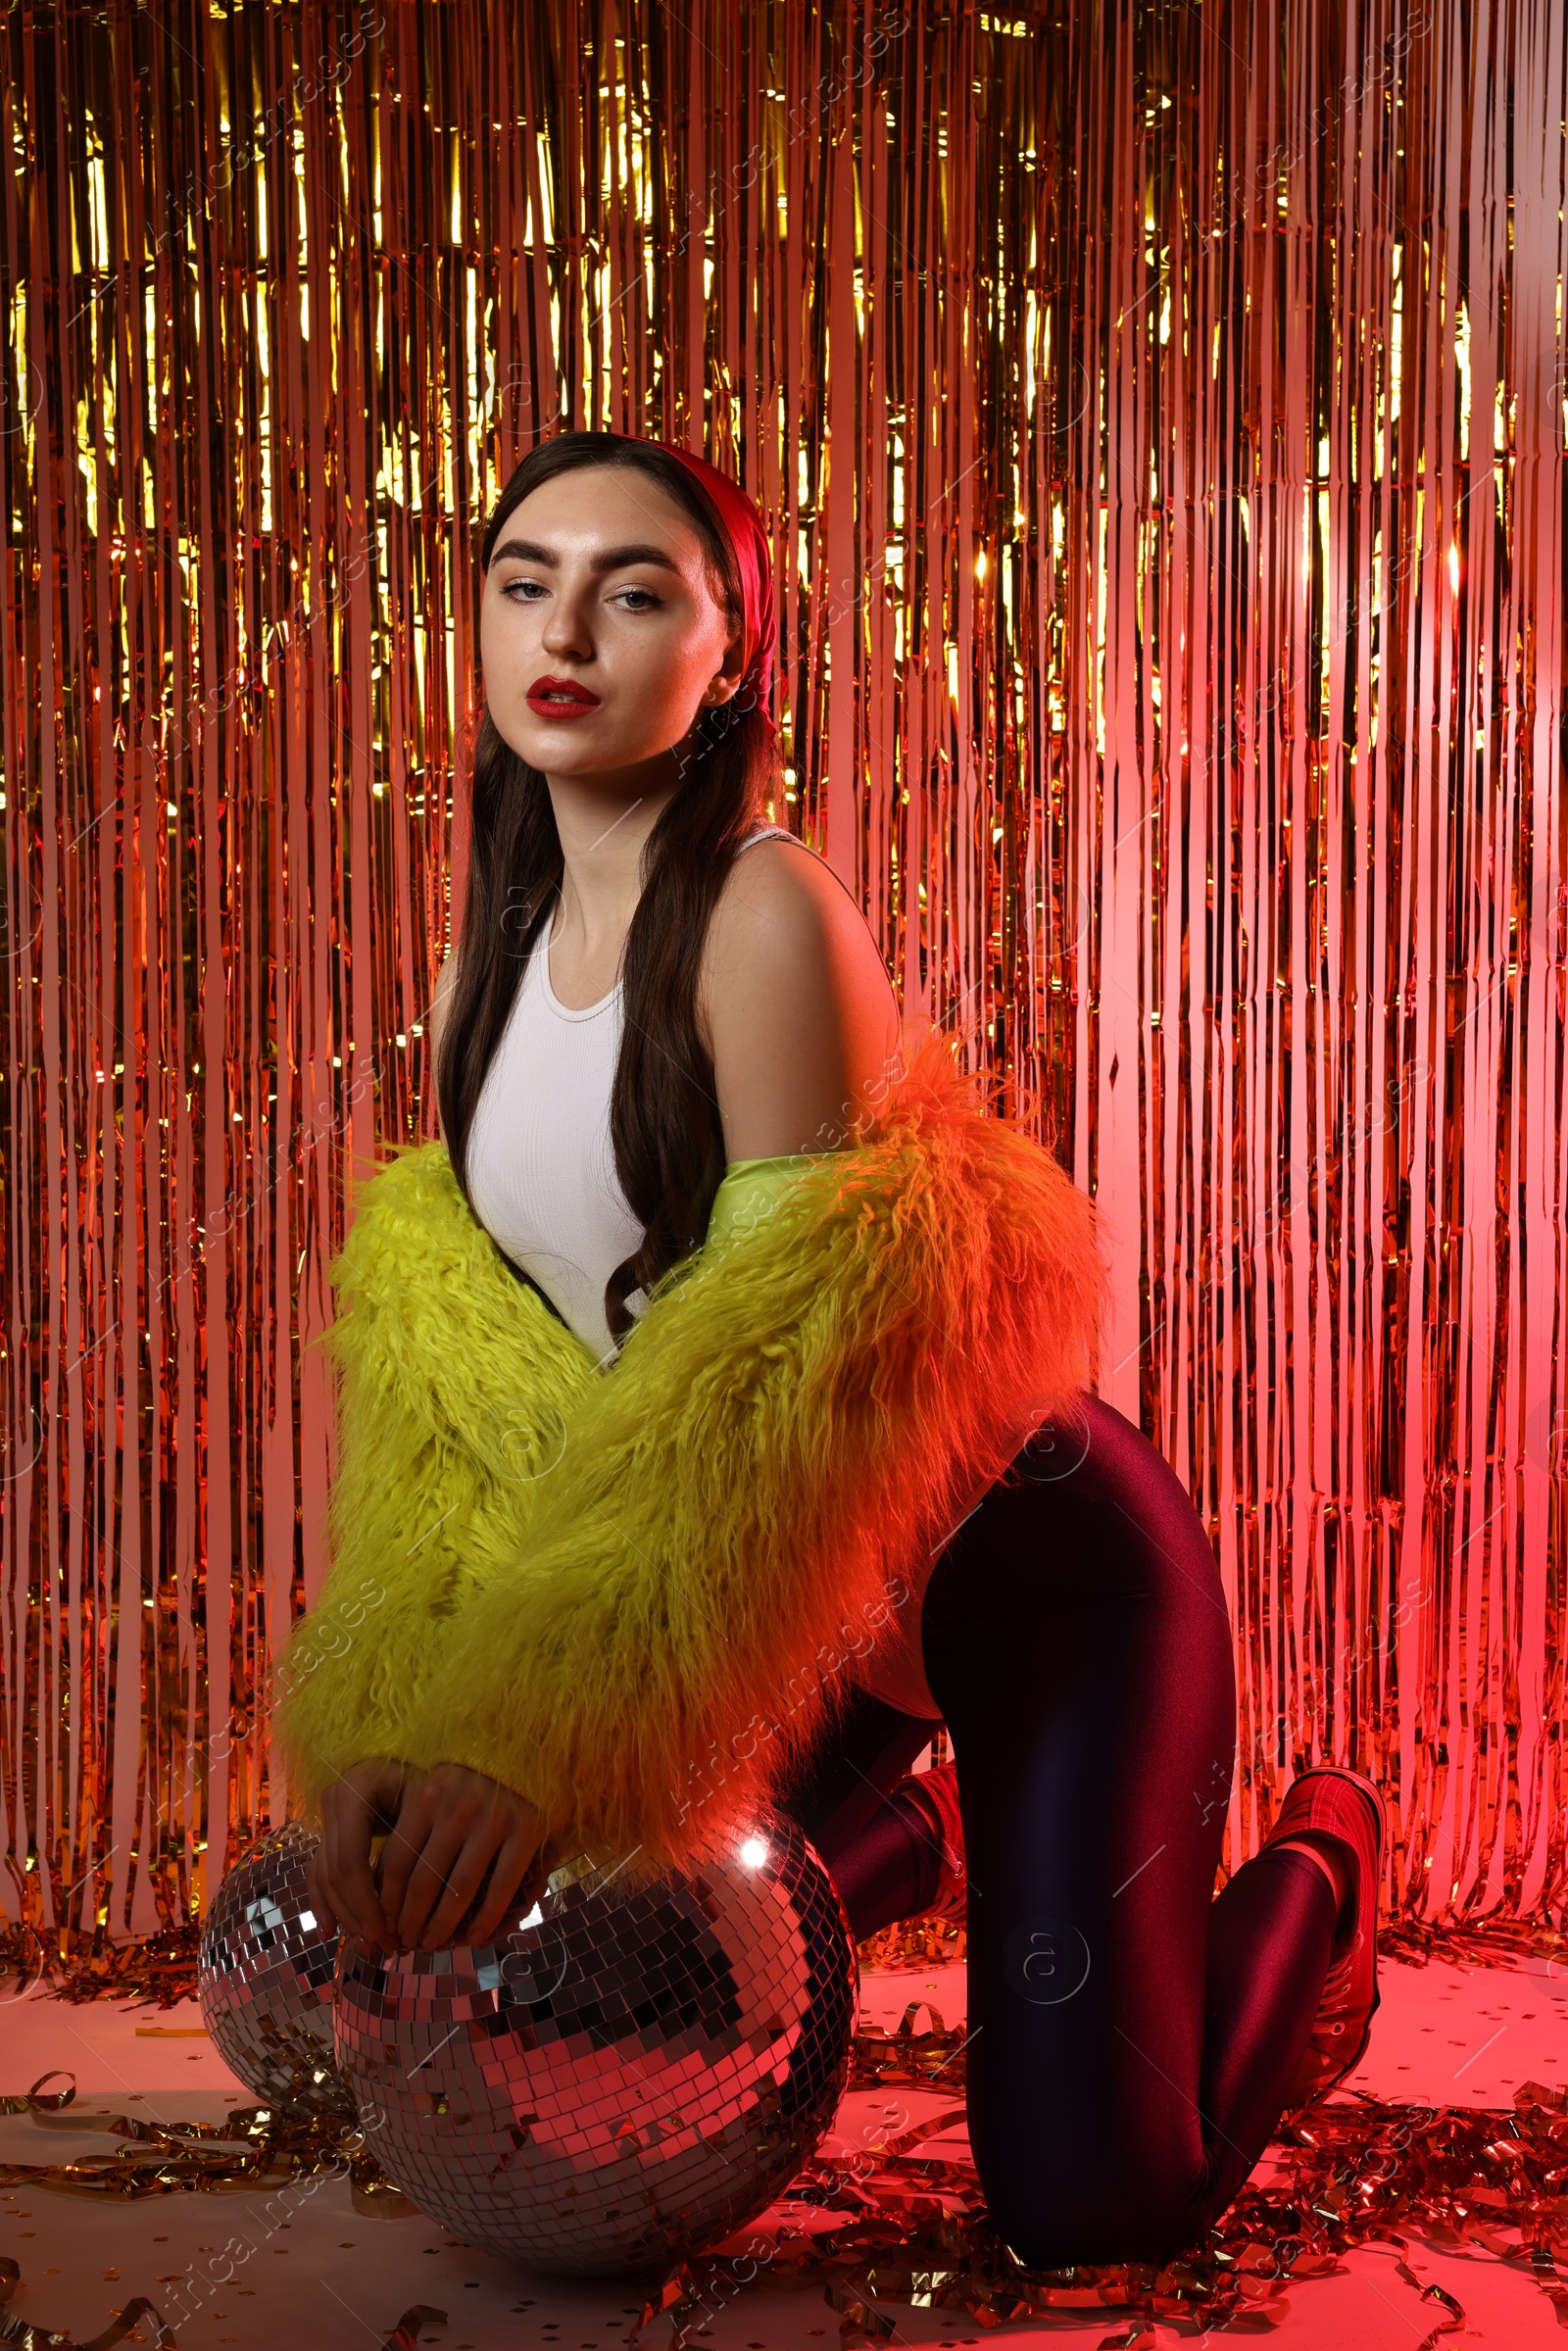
xmin=333 ymin=1808 xmax=858 ymax=2278
xmin=197 ymin=1820 xmax=354 ymax=2119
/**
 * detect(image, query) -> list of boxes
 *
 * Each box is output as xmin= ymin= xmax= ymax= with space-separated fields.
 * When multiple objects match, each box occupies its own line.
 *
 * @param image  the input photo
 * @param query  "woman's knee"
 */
xmin=982 ymin=2151 xmax=1209 ymax=2270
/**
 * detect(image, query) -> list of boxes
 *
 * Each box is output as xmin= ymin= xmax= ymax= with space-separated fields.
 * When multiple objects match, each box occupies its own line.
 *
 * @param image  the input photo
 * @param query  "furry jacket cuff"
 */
xmin=270 ymin=1025 xmax=1104 ymax=1886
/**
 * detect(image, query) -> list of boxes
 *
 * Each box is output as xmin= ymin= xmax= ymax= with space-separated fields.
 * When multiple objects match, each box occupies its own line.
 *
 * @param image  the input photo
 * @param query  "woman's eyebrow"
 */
xmin=490 ymin=536 xmax=681 ymax=575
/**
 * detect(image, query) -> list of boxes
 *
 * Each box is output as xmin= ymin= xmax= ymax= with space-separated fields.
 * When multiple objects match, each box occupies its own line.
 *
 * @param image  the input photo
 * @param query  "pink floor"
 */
xmin=2 ymin=1950 xmax=1564 ymax=2347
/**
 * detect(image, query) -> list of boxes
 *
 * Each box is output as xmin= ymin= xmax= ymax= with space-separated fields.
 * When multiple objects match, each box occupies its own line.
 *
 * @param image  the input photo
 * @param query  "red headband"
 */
xmin=648 ymin=441 xmax=776 ymax=719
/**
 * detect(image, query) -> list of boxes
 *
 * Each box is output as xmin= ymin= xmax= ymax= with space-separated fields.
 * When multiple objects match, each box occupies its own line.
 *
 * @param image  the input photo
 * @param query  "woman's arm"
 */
xmin=697 ymin=841 xmax=901 ymax=1159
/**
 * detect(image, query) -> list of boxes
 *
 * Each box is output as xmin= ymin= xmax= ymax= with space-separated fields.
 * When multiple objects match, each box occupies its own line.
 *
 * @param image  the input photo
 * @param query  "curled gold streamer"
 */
xmin=0 ymin=2258 xmax=177 ymax=2351
xmin=8 ymin=2050 xmax=1563 ymax=2339
xmin=624 ymin=2074 xmax=1568 ymax=2343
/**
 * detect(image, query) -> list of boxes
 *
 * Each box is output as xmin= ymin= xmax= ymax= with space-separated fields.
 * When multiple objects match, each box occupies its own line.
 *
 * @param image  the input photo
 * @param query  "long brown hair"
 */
xmin=437 ymin=431 xmax=782 ymax=1347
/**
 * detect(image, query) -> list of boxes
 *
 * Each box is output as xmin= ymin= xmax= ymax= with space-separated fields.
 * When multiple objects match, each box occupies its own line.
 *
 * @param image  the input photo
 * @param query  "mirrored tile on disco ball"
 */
xmin=335 ymin=1809 xmax=857 ymax=2278
xmin=197 ymin=1820 xmax=354 ymax=2118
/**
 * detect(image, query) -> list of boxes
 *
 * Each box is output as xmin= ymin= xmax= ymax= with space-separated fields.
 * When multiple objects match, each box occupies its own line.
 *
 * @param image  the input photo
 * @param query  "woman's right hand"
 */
xmin=306 ymin=1756 xmax=409 ymax=1952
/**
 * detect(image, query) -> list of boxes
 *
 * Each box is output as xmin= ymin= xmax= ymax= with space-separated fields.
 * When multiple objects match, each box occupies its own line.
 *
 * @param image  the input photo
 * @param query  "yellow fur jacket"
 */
xmin=270 ymin=1026 xmax=1103 ymax=1888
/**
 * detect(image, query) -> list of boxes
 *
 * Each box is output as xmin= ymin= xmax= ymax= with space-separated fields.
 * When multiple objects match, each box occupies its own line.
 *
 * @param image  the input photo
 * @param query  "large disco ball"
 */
xmin=334 ymin=1808 xmax=858 ymax=2278
xmin=198 ymin=1821 xmax=354 ymax=2119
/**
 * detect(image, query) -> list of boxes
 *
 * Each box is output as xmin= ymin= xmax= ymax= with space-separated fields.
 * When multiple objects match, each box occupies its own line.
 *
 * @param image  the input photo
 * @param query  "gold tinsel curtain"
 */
xmin=1 ymin=0 xmax=1564 ymax=1948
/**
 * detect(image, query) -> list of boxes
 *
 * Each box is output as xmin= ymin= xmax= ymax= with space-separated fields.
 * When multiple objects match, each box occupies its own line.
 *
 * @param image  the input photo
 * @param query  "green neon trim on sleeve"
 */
xmin=706 ymin=1153 xmax=824 ymax=1249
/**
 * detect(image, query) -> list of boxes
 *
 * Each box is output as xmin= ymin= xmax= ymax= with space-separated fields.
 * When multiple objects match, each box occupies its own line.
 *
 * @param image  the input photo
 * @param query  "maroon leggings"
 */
xmin=771 ymin=1394 xmax=1337 ymax=2267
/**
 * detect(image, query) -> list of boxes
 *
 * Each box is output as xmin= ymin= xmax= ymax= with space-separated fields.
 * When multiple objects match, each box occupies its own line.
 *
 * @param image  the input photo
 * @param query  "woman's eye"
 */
xmin=615 ymin=587 xmax=660 ymax=612
xmin=502 ymin=578 xmax=545 ymax=602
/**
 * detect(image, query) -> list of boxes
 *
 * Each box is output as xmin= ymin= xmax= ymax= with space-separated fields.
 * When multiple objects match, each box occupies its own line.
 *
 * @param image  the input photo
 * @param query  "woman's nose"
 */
xmin=540 ymin=584 xmax=595 ymax=658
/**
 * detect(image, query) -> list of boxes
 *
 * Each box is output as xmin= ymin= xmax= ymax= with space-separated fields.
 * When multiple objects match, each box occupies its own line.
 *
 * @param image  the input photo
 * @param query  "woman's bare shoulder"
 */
xmin=698 ymin=832 xmax=900 ymax=1159
xmin=703 ymin=834 xmax=872 ymax=997
xmin=709 ymin=828 xmax=865 ymax=944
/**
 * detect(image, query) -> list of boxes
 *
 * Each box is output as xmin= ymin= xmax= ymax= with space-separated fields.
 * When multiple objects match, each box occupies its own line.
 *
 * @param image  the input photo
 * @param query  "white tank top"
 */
xmin=464 ymin=818 xmax=949 ymax=1723
xmin=466 ymin=823 xmax=799 ymax=1364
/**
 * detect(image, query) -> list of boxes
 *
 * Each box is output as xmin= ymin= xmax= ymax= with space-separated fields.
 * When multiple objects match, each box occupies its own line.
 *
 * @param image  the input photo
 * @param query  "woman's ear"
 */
xmin=705 ymin=606 xmax=749 ymax=706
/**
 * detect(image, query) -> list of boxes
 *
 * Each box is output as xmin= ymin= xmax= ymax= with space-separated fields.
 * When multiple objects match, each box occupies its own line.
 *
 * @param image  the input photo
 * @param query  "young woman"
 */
xmin=274 ymin=428 xmax=1384 ymax=2267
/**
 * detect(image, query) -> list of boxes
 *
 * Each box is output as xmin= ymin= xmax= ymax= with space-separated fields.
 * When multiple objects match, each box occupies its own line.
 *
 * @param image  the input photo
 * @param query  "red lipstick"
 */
xmin=526 ymin=674 xmax=602 ymax=719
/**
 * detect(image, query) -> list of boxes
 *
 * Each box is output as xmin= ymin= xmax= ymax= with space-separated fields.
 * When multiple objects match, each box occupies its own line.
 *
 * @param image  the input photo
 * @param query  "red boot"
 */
xmin=893 ymin=1760 xmax=967 ymax=1928
xmin=1265 ymin=1767 xmax=1386 ymax=2105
